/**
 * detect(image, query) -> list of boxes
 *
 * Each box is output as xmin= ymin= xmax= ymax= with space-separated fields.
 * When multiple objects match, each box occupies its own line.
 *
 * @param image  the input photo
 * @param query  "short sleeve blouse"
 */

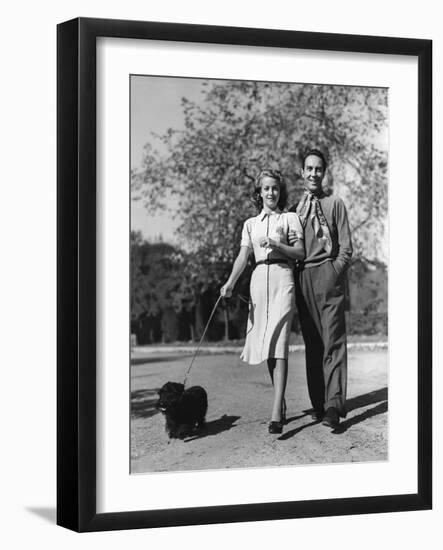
xmin=240 ymin=210 xmax=303 ymax=262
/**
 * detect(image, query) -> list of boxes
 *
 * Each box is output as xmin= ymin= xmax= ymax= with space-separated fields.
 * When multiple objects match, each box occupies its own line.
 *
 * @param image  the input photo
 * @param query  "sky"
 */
xmin=131 ymin=76 xmax=206 ymax=242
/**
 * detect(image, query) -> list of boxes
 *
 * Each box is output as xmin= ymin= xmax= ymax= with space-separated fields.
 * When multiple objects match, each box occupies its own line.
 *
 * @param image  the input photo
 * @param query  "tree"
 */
xmin=131 ymin=231 xmax=150 ymax=320
xmin=132 ymin=80 xmax=388 ymax=338
xmin=131 ymin=231 xmax=197 ymax=341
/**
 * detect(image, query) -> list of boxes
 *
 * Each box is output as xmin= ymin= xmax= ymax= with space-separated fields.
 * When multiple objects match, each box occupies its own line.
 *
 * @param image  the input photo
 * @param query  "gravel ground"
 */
xmin=130 ymin=349 xmax=388 ymax=473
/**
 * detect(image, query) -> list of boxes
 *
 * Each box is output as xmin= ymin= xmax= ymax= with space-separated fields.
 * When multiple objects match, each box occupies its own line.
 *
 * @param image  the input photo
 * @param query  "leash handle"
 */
xmin=183 ymin=294 xmax=223 ymax=387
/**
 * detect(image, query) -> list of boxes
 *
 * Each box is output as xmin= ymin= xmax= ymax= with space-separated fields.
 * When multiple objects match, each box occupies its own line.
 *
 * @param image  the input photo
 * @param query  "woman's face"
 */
xmin=260 ymin=176 xmax=280 ymax=211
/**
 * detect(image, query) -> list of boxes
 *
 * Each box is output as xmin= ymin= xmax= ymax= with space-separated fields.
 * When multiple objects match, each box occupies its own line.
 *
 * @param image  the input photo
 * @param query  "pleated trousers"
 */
xmin=295 ymin=260 xmax=348 ymax=417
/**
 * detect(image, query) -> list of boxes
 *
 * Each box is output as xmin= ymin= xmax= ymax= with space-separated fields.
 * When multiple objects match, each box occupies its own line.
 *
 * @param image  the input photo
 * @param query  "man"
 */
xmin=289 ymin=149 xmax=352 ymax=429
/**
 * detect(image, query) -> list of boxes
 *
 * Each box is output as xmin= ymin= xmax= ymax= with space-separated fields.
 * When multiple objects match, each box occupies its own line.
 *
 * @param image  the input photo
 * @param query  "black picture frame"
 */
xmin=57 ymin=17 xmax=432 ymax=532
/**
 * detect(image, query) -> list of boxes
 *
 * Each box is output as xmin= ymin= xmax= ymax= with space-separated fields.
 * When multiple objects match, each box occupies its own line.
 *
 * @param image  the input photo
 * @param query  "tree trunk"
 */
xmin=194 ymin=297 xmax=204 ymax=340
xmin=223 ymin=301 xmax=229 ymax=342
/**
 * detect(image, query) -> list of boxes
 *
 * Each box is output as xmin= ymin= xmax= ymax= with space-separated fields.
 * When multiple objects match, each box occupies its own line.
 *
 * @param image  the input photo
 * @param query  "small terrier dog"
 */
xmin=156 ymin=382 xmax=208 ymax=439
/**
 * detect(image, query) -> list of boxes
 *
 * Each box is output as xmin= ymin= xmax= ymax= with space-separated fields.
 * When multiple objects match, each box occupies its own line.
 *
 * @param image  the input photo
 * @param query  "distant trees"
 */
xmin=131 ymin=230 xmax=252 ymax=344
xmin=348 ymin=258 xmax=388 ymax=335
xmin=131 ymin=80 xmax=388 ymax=341
xmin=131 ymin=231 xmax=193 ymax=343
xmin=131 ymin=232 xmax=387 ymax=343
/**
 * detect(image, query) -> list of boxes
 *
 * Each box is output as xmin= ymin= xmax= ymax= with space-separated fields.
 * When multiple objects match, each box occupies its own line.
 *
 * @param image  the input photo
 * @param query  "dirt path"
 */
xmin=131 ymin=350 xmax=387 ymax=473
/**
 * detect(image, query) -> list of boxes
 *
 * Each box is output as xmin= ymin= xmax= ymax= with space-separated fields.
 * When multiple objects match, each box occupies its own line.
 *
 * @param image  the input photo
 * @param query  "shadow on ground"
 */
xmin=333 ymin=400 xmax=388 ymax=434
xmin=346 ymin=387 xmax=387 ymax=413
xmin=185 ymin=414 xmax=241 ymax=442
xmin=131 ymin=388 xmax=160 ymax=419
xmin=278 ymin=418 xmax=319 ymax=440
xmin=279 ymin=387 xmax=388 ymax=439
xmin=331 ymin=386 xmax=388 ymax=434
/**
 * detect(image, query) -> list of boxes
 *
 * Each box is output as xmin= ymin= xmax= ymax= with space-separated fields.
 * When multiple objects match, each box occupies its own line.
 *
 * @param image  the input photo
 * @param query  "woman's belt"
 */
xmin=255 ymin=259 xmax=289 ymax=267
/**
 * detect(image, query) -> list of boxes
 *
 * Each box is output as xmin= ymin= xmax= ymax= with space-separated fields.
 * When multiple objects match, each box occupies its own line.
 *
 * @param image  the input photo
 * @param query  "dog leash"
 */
xmin=182 ymin=292 xmax=252 ymax=387
xmin=183 ymin=294 xmax=223 ymax=387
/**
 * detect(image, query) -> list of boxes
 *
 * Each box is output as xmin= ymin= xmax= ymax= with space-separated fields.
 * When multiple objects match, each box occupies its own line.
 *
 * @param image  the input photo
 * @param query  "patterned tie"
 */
xmin=296 ymin=190 xmax=332 ymax=255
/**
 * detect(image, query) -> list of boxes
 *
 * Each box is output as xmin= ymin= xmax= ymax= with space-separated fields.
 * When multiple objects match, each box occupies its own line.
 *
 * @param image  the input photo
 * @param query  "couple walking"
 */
xmin=221 ymin=149 xmax=353 ymax=434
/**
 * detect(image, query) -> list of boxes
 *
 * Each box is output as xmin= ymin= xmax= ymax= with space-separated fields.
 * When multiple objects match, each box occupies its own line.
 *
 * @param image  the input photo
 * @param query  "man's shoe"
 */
xmin=310 ymin=408 xmax=325 ymax=422
xmin=322 ymin=407 xmax=340 ymax=429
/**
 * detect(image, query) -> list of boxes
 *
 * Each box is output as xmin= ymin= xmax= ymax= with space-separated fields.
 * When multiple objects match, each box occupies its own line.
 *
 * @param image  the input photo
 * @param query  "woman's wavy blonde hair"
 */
xmin=251 ymin=169 xmax=288 ymax=212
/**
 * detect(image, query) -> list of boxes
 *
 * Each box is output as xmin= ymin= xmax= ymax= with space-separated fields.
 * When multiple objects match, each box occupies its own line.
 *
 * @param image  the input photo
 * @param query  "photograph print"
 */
xmin=130 ymin=75 xmax=388 ymax=474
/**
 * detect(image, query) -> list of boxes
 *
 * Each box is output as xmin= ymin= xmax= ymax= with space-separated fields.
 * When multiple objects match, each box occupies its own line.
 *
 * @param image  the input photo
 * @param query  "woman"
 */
xmin=220 ymin=170 xmax=305 ymax=434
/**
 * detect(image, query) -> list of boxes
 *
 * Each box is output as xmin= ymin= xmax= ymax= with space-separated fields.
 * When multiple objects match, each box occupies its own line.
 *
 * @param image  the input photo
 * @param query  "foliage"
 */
xmin=348 ymin=258 xmax=388 ymax=315
xmin=133 ymin=81 xmax=387 ymax=271
xmin=132 ymin=81 xmax=388 ymax=337
xmin=131 ymin=232 xmax=388 ymax=341
xmin=130 ymin=230 xmax=191 ymax=320
xmin=131 ymin=231 xmax=151 ymax=319
xmin=347 ymin=312 xmax=388 ymax=336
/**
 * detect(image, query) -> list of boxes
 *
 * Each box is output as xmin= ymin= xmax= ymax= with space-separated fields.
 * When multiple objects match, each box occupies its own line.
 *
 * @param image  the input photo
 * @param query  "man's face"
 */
xmin=302 ymin=154 xmax=325 ymax=194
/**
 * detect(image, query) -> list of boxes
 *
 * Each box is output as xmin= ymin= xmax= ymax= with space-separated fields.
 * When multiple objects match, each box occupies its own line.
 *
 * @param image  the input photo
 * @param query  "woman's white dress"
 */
xmin=240 ymin=210 xmax=303 ymax=365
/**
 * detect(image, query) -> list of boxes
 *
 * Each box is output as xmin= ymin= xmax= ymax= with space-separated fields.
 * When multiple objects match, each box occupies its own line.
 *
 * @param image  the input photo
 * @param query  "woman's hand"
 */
xmin=259 ymin=236 xmax=279 ymax=249
xmin=220 ymin=283 xmax=234 ymax=298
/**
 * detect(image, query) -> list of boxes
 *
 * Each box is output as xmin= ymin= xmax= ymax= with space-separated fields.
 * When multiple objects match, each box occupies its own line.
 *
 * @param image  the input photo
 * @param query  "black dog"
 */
xmin=156 ymin=382 xmax=208 ymax=439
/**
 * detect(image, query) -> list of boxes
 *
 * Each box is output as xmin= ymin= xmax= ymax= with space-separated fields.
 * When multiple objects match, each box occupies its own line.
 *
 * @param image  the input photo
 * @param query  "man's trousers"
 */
xmin=295 ymin=260 xmax=348 ymax=417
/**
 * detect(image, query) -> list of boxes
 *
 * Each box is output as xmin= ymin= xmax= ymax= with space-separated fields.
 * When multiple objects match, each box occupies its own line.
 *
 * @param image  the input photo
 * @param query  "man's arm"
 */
xmin=332 ymin=198 xmax=353 ymax=276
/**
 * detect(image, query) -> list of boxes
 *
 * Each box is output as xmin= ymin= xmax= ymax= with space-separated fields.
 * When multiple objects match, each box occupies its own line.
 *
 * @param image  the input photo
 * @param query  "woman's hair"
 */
xmin=302 ymin=148 xmax=328 ymax=170
xmin=251 ymin=169 xmax=288 ymax=212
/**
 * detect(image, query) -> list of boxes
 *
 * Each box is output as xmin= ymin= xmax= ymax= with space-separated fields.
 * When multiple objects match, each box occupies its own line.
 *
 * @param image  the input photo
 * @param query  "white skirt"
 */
xmin=240 ymin=263 xmax=295 ymax=365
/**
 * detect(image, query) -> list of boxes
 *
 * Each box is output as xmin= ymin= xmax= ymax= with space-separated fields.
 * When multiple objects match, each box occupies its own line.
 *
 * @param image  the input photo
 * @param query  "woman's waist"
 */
xmin=253 ymin=257 xmax=295 ymax=272
xmin=255 ymin=259 xmax=291 ymax=267
xmin=254 ymin=251 xmax=293 ymax=263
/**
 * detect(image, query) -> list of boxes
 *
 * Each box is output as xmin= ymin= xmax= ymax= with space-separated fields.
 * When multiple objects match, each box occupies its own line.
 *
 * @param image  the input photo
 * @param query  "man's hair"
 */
xmin=302 ymin=149 xmax=328 ymax=170
xmin=251 ymin=169 xmax=288 ymax=212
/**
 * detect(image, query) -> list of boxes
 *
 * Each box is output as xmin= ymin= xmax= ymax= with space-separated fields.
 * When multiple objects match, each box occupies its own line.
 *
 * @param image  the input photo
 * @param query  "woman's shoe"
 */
xmin=268 ymin=421 xmax=283 ymax=434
